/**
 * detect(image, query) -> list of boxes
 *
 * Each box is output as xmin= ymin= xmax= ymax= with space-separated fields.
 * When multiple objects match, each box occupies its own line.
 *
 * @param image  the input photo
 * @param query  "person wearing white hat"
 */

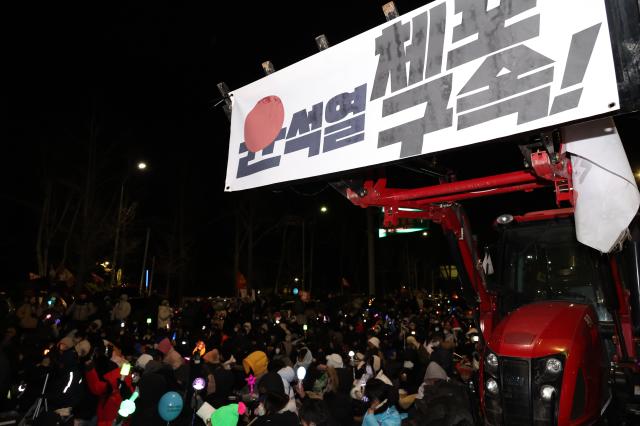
xmin=325 ymin=353 xmax=343 ymax=369
xmin=277 ymin=366 xmax=298 ymax=414
xmin=135 ymin=353 xmax=154 ymax=370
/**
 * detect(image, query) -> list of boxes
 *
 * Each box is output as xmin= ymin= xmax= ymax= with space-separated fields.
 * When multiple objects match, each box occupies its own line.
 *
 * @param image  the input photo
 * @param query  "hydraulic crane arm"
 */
xmin=342 ymin=142 xmax=574 ymax=339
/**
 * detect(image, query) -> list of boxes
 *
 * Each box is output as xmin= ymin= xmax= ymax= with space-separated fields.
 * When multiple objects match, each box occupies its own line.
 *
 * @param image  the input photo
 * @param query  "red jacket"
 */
xmin=85 ymin=366 xmax=133 ymax=426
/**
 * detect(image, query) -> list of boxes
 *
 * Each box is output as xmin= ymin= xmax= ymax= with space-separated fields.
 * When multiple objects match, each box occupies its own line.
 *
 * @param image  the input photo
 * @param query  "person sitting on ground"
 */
xmin=299 ymin=399 xmax=338 ymax=426
xmin=361 ymin=378 xmax=407 ymax=426
xmin=253 ymin=371 xmax=300 ymax=425
xmin=407 ymin=361 xmax=475 ymax=426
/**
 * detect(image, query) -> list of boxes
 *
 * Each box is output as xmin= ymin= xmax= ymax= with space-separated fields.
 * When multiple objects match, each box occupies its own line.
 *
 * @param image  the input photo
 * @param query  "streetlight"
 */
xmin=110 ymin=161 xmax=148 ymax=287
xmin=320 ymin=205 xmax=328 ymax=213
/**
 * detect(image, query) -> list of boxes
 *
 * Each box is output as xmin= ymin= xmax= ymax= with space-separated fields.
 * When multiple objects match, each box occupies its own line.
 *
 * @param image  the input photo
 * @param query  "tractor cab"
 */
xmin=495 ymin=216 xmax=613 ymax=322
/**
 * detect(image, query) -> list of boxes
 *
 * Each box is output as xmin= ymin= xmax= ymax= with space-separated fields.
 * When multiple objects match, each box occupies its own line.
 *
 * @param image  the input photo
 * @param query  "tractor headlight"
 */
xmin=496 ymin=214 xmax=514 ymax=225
xmin=533 ymin=354 xmax=565 ymax=422
xmin=545 ymin=358 xmax=562 ymax=375
xmin=486 ymin=378 xmax=499 ymax=395
xmin=487 ymin=353 xmax=498 ymax=367
xmin=485 ymin=351 xmax=499 ymax=376
xmin=540 ymin=385 xmax=556 ymax=401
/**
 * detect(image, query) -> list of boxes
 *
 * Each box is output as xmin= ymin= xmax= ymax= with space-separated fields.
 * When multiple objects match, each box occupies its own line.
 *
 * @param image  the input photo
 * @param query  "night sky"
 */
xmin=4 ymin=1 xmax=640 ymax=297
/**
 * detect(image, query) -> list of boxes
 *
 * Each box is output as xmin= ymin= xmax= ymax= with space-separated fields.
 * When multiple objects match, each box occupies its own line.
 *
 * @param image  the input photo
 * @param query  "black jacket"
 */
xmin=130 ymin=362 xmax=171 ymax=426
xmin=324 ymin=391 xmax=352 ymax=425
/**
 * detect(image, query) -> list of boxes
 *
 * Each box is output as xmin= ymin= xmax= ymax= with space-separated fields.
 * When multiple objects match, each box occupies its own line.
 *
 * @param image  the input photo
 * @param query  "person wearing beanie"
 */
xmin=156 ymin=337 xmax=173 ymax=355
xmin=424 ymin=361 xmax=448 ymax=385
xmin=135 ymin=353 xmax=153 ymax=370
xmin=155 ymin=337 xmax=188 ymax=387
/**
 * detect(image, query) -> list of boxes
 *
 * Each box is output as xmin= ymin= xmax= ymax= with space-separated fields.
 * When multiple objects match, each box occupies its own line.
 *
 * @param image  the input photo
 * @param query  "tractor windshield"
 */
xmin=500 ymin=219 xmax=611 ymax=320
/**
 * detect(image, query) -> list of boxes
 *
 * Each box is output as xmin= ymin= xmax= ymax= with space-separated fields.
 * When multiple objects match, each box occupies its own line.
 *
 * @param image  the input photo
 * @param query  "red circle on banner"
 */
xmin=243 ymin=96 xmax=285 ymax=153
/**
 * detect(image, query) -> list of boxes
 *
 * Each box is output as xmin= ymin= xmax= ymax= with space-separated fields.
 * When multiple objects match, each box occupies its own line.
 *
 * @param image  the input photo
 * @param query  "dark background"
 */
xmin=3 ymin=0 xmax=639 ymax=298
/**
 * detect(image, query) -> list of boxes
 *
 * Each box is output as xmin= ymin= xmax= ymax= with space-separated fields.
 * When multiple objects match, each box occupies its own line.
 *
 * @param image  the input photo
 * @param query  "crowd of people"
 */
xmin=0 ymin=287 xmax=481 ymax=425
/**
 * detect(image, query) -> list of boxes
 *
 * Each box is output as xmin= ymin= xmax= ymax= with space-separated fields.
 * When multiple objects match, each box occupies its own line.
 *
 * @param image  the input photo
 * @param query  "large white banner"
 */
xmin=225 ymin=0 xmax=619 ymax=191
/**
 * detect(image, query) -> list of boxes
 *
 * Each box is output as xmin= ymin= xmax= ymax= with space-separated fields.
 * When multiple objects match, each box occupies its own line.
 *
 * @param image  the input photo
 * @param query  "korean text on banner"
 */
xmin=225 ymin=0 xmax=619 ymax=191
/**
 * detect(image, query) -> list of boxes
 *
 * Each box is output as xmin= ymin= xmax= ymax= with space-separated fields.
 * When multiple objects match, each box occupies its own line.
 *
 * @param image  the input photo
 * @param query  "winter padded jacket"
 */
xmin=362 ymin=406 xmax=407 ymax=426
xmin=85 ymin=366 xmax=133 ymax=426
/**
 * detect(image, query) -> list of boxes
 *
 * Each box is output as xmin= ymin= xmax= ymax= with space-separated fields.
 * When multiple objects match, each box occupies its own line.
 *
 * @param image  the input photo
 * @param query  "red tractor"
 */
xmin=341 ymin=133 xmax=640 ymax=424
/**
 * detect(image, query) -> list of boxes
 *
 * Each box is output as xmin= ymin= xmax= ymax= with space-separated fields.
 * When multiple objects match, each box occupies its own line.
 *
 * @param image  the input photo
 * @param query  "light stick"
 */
xmin=118 ymin=390 xmax=139 ymax=417
xmin=245 ymin=374 xmax=256 ymax=395
xmin=296 ymin=366 xmax=306 ymax=381
xmin=192 ymin=377 xmax=205 ymax=391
